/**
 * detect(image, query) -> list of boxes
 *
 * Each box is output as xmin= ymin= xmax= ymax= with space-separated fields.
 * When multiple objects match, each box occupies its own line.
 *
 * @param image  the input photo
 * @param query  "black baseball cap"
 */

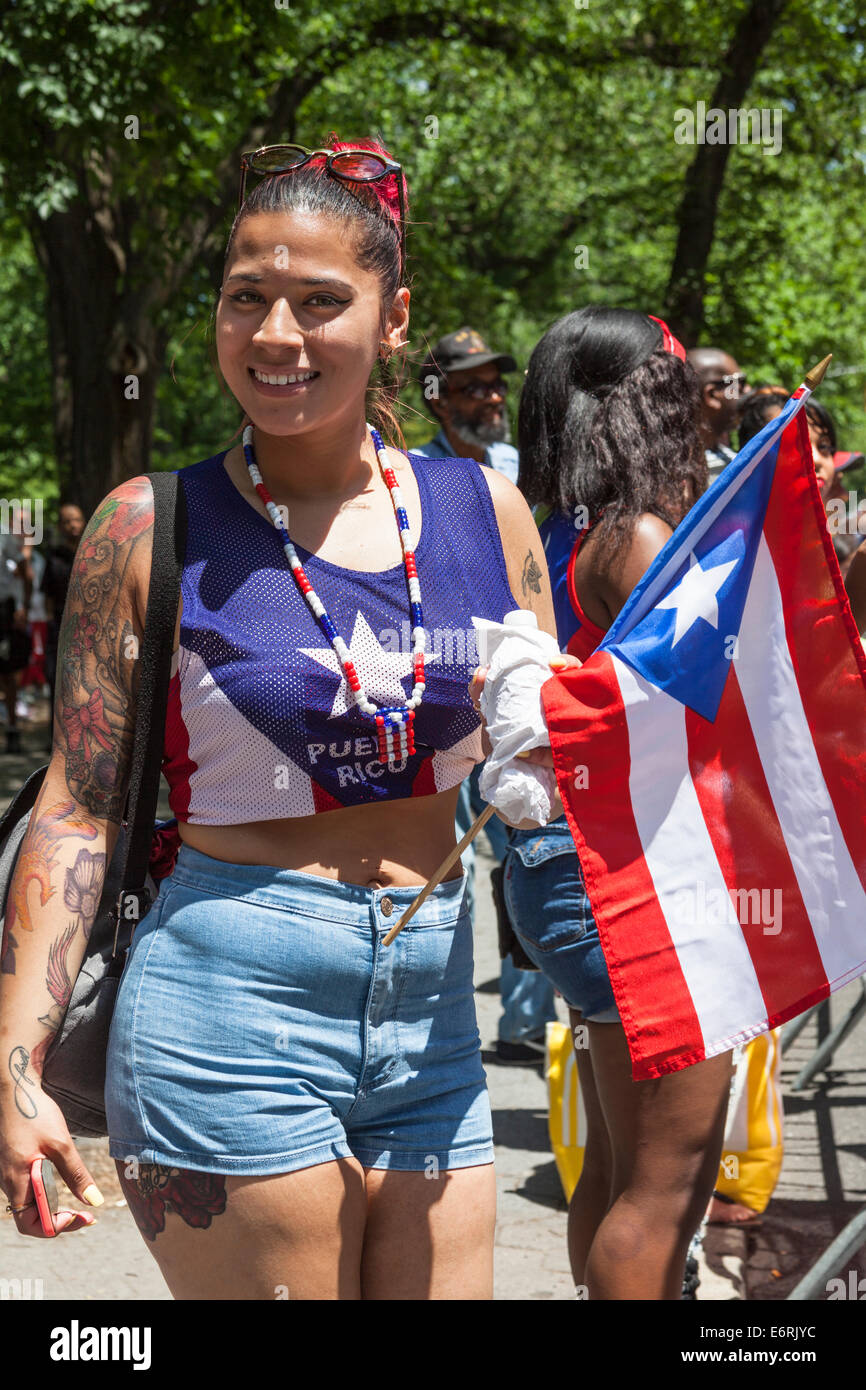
xmin=418 ymin=327 xmax=517 ymax=386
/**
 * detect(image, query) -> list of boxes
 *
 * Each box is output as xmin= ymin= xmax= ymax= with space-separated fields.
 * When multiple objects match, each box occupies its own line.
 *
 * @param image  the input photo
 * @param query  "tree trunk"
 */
xmin=31 ymin=201 xmax=168 ymax=517
xmin=665 ymin=0 xmax=787 ymax=346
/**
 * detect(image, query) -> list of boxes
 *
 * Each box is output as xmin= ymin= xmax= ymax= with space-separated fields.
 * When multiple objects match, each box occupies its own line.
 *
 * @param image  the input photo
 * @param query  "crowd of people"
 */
xmin=1 ymin=133 xmax=862 ymax=1302
xmin=0 ymin=501 xmax=85 ymax=753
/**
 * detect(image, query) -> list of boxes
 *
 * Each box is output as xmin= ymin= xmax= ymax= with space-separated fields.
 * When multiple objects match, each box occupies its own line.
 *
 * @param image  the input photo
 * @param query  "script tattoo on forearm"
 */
xmin=56 ymin=478 xmax=152 ymax=822
xmin=521 ymin=548 xmax=542 ymax=597
xmin=7 ymin=1044 xmax=38 ymax=1118
xmin=117 ymin=1164 xmax=228 ymax=1242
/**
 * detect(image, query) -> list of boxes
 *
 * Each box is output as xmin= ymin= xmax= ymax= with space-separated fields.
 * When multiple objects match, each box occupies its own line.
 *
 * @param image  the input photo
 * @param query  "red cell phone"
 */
xmin=30 ymin=1156 xmax=59 ymax=1237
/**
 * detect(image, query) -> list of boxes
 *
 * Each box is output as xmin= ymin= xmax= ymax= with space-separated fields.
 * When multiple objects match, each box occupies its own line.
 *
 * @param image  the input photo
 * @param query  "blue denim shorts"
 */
xmin=503 ymin=818 xmax=619 ymax=1023
xmin=105 ymin=844 xmax=493 ymax=1176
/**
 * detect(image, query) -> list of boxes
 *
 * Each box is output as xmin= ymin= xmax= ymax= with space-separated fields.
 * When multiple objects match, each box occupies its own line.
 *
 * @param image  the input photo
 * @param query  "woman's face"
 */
xmin=216 ymin=209 xmax=409 ymax=437
xmin=751 ymin=403 xmax=836 ymax=495
xmin=807 ymin=415 xmax=836 ymax=495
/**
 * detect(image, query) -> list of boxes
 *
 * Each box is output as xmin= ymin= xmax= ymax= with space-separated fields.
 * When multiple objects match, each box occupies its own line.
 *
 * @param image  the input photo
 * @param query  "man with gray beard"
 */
xmin=412 ymin=328 xmax=520 ymax=483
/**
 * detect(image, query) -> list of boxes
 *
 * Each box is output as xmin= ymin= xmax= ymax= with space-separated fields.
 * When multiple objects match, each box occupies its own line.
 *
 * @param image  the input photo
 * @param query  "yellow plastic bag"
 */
xmin=714 ymin=1029 xmax=784 ymax=1215
xmin=545 ymin=1020 xmax=586 ymax=1202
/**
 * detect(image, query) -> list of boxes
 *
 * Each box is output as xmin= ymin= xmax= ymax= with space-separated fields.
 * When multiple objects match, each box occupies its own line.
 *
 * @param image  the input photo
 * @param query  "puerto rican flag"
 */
xmin=541 ymin=381 xmax=866 ymax=1080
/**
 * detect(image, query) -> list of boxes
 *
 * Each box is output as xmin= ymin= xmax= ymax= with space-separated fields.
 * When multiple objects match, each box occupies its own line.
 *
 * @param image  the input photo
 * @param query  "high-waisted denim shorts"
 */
xmin=503 ymin=817 xmax=619 ymax=1023
xmin=105 ymin=844 xmax=493 ymax=1176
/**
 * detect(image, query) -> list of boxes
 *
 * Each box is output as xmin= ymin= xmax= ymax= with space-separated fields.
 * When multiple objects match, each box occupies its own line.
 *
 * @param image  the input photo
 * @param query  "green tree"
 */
xmin=1 ymin=0 xmax=864 ymax=507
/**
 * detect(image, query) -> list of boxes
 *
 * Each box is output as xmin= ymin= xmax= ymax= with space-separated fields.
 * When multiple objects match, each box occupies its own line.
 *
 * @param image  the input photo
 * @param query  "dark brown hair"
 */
xmin=220 ymin=134 xmax=411 ymax=446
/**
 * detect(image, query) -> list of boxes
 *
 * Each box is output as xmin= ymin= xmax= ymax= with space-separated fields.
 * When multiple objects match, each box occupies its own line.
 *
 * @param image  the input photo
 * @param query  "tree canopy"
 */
xmin=0 ymin=0 xmax=864 ymax=507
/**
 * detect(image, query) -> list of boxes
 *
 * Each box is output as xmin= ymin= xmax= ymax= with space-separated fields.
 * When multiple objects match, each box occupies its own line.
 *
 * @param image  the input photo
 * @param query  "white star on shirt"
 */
xmin=656 ymin=553 xmax=738 ymax=647
xmin=300 ymin=611 xmax=439 ymax=719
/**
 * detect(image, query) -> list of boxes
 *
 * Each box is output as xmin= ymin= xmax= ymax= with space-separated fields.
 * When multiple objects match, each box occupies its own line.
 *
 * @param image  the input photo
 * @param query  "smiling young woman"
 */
xmin=0 ymin=135 xmax=558 ymax=1300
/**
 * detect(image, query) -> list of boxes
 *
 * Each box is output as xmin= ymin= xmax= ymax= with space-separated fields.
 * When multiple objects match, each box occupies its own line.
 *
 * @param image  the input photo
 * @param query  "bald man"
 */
xmin=687 ymin=347 xmax=750 ymax=484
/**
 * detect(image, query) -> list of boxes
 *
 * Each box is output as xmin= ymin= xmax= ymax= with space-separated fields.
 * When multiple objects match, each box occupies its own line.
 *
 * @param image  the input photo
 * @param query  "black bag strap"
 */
xmin=109 ymin=470 xmax=187 ymax=938
xmin=0 ymin=765 xmax=46 ymax=844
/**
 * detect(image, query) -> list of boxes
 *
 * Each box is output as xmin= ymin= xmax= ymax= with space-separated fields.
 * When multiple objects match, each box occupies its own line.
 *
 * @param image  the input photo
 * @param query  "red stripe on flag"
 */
xmin=541 ymin=653 xmax=705 ymax=1080
xmin=686 ymin=669 xmax=830 ymax=1027
xmin=761 ymin=413 xmax=866 ymax=892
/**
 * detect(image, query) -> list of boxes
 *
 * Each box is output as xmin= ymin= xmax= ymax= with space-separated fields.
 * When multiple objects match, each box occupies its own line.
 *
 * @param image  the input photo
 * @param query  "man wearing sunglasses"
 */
xmin=687 ymin=346 xmax=752 ymax=485
xmin=413 ymin=329 xmax=520 ymax=486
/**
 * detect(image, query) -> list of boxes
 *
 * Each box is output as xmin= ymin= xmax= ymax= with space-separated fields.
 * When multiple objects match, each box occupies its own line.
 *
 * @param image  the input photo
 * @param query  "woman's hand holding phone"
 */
xmin=0 ymin=1084 xmax=103 ymax=1237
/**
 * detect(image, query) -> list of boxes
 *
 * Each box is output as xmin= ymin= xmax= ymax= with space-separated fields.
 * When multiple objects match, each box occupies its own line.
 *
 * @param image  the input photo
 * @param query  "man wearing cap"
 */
xmin=413 ymin=327 xmax=520 ymax=484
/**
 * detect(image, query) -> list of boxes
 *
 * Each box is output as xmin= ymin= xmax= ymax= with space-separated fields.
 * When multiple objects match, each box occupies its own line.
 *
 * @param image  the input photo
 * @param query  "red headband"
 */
xmin=647 ymin=315 xmax=686 ymax=362
xmin=326 ymin=133 xmax=406 ymax=231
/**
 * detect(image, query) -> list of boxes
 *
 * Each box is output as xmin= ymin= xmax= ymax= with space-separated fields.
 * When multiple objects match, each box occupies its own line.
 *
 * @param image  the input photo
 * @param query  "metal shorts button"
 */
xmin=380 ymin=896 xmax=394 ymax=917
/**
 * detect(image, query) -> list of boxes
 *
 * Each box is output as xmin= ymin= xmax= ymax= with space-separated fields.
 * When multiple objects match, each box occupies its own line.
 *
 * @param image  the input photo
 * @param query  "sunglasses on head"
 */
xmin=237 ymin=143 xmax=406 ymax=277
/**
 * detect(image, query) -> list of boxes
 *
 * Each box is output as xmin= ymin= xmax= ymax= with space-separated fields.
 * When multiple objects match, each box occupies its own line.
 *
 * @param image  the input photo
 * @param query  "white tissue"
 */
xmin=472 ymin=611 xmax=563 ymax=825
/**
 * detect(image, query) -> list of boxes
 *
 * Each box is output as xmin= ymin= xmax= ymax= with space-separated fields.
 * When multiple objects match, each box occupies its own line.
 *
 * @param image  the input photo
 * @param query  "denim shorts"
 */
xmin=105 ymin=844 xmax=493 ymax=1176
xmin=503 ymin=818 xmax=619 ymax=1023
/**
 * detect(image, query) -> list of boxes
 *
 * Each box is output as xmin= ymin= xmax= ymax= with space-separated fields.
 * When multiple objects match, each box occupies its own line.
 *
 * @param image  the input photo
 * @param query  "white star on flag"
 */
xmin=656 ymin=552 xmax=738 ymax=647
xmin=300 ymin=611 xmax=438 ymax=719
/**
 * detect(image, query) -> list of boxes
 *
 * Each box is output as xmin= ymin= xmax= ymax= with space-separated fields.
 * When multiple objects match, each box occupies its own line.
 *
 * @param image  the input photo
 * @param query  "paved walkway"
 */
xmin=1 ymin=710 xmax=864 ymax=1300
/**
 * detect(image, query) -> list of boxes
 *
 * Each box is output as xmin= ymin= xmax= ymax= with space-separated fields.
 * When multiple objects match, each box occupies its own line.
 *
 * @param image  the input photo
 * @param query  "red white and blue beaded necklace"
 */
xmin=242 ymin=422 xmax=425 ymax=767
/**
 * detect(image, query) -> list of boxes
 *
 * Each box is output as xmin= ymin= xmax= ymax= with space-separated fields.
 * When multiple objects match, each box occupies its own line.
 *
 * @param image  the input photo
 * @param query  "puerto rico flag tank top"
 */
xmin=162 ymin=450 xmax=516 ymax=823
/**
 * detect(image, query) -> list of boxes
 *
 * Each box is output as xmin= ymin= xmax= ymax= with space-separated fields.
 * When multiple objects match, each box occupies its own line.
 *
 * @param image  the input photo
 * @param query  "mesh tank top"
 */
xmin=162 ymin=450 xmax=516 ymax=824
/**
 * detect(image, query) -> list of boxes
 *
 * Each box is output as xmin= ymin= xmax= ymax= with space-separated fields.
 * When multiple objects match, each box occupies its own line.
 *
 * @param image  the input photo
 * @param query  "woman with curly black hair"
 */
xmin=490 ymin=306 xmax=733 ymax=1299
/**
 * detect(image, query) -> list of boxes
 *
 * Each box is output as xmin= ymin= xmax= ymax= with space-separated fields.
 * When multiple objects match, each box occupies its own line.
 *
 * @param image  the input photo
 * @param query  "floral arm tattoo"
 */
xmin=56 ymin=477 xmax=152 ymax=821
xmin=0 ymin=480 xmax=152 ymax=1116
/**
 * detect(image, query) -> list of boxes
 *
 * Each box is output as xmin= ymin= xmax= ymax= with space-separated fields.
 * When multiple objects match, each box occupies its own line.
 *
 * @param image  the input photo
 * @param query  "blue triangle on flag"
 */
xmin=603 ymin=437 xmax=777 ymax=722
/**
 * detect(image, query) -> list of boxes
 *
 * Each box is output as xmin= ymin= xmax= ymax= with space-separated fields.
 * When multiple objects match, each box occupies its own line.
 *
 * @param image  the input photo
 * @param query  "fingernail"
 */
xmin=515 ymin=750 xmax=532 ymax=759
xmin=82 ymin=1185 xmax=104 ymax=1207
xmin=549 ymin=658 xmax=567 ymax=670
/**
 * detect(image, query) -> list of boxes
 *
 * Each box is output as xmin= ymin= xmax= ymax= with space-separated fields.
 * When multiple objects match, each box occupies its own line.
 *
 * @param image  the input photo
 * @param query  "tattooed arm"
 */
xmin=0 ymin=477 xmax=154 ymax=1233
xmin=478 ymin=468 xmax=558 ymax=642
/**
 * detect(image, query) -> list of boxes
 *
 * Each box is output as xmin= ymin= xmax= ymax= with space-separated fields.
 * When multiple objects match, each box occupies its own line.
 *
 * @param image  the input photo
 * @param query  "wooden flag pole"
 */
xmin=382 ymin=803 xmax=497 ymax=946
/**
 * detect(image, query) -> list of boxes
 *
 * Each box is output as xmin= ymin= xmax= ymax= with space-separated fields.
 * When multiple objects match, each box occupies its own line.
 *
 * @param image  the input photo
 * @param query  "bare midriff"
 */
xmin=177 ymin=786 xmax=466 ymax=889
